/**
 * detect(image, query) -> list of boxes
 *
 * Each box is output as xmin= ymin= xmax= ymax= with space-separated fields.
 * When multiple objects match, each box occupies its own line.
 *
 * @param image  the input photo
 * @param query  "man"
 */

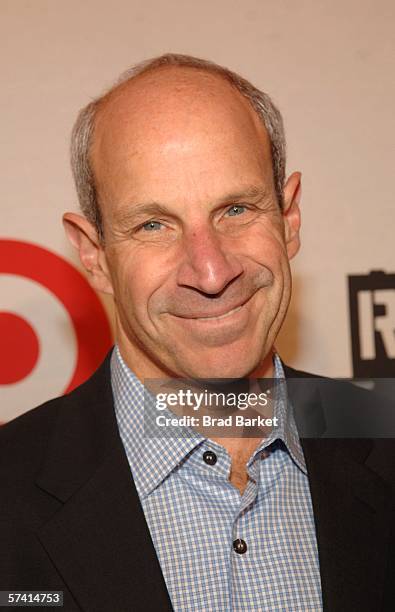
xmin=1 ymin=54 xmax=395 ymax=611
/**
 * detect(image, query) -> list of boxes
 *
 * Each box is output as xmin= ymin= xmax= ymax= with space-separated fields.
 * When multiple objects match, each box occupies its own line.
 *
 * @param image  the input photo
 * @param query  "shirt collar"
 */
xmin=111 ymin=346 xmax=307 ymax=498
xmin=270 ymin=355 xmax=307 ymax=473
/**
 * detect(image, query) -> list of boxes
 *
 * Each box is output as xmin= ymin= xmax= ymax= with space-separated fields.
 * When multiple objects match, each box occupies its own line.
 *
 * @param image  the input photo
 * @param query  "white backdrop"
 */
xmin=1 ymin=0 xmax=394 ymax=420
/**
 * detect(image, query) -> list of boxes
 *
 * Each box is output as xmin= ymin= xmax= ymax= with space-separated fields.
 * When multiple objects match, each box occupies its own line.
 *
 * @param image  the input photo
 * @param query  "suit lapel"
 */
xmin=284 ymin=365 xmax=391 ymax=611
xmin=35 ymin=354 xmax=173 ymax=612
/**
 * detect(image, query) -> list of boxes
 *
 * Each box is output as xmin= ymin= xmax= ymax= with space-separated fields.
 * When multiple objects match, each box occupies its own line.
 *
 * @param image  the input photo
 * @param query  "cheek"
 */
xmin=109 ymin=250 xmax=169 ymax=319
xmin=116 ymin=270 xmax=149 ymax=315
xmin=243 ymin=226 xmax=287 ymax=270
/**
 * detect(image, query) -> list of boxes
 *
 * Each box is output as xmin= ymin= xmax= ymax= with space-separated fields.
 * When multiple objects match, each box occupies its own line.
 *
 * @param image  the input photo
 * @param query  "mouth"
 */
xmin=190 ymin=304 xmax=243 ymax=321
xmin=171 ymin=293 xmax=254 ymax=322
xmin=165 ymin=291 xmax=260 ymax=346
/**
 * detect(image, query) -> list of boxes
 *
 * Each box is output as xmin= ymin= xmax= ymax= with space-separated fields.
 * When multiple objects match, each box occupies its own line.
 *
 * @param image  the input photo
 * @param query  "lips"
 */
xmin=171 ymin=294 xmax=253 ymax=320
xmin=187 ymin=304 xmax=243 ymax=320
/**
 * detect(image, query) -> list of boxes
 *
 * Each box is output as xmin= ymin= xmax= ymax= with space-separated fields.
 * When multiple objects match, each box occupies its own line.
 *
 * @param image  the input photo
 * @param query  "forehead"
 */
xmin=91 ymin=66 xmax=273 ymax=205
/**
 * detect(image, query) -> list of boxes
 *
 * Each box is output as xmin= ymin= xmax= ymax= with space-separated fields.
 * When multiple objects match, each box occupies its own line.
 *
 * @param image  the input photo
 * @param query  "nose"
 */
xmin=176 ymin=225 xmax=243 ymax=294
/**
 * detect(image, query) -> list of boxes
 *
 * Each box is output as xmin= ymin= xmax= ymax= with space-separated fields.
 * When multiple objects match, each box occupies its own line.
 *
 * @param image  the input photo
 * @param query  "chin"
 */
xmin=175 ymin=347 xmax=262 ymax=381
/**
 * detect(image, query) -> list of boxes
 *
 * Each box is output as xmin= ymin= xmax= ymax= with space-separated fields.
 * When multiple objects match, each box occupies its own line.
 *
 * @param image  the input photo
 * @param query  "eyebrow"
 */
xmin=220 ymin=185 xmax=271 ymax=203
xmin=115 ymin=203 xmax=171 ymax=224
xmin=113 ymin=185 xmax=271 ymax=226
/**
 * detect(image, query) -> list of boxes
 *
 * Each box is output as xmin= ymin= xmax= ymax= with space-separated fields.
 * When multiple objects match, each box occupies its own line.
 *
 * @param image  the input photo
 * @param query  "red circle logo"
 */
xmin=0 ymin=239 xmax=113 ymax=395
xmin=0 ymin=312 xmax=40 ymax=384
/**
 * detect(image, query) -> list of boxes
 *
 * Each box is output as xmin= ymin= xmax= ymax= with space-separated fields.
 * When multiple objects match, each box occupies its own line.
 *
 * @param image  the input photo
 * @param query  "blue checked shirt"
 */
xmin=111 ymin=346 xmax=323 ymax=611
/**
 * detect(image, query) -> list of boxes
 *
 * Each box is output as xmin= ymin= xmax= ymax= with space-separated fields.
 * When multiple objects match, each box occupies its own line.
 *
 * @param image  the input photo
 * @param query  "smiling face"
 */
xmin=65 ymin=66 xmax=301 ymax=380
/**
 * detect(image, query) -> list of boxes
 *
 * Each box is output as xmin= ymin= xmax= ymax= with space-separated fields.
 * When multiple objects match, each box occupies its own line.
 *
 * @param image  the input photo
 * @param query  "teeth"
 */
xmin=197 ymin=305 xmax=242 ymax=320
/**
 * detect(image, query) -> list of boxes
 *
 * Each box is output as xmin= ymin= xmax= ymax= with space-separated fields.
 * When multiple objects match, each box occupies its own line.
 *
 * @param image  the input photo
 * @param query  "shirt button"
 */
xmin=203 ymin=450 xmax=217 ymax=465
xmin=233 ymin=539 xmax=247 ymax=554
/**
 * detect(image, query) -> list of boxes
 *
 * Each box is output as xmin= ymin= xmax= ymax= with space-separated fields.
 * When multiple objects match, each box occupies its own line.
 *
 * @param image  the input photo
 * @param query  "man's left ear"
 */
xmin=282 ymin=171 xmax=302 ymax=260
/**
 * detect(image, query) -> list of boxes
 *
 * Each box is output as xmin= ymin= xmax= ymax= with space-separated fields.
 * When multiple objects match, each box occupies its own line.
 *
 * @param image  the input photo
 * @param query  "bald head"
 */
xmin=91 ymin=66 xmax=275 ymax=229
xmin=94 ymin=65 xmax=268 ymax=146
xmin=70 ymin=54 xmax=286 ymax=238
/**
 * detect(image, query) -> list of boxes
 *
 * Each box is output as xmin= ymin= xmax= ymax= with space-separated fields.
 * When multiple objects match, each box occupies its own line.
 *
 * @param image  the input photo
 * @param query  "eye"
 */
xmin=226 ymin=204 xmax=246 ymax=217
xmin=142 ymin=220 xmax=163 ymax=231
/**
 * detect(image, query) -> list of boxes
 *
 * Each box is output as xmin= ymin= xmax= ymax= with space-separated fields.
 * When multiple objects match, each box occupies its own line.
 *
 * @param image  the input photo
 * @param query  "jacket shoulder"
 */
xmin=0 ymin=352 xmax=113 ymax=478
xmin=282 ymin=363 xmax=329 ymax=379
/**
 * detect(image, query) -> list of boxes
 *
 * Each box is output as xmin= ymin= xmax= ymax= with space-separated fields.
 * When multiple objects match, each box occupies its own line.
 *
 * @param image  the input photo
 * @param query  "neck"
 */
xmin=212 ymin=351 xmax=276 ymax=495
xmin=248 ymin=349 xmax=275 ymax=379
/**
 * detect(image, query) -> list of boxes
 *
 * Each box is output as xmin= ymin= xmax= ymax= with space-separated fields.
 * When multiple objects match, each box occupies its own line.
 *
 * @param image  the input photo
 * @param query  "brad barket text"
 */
xmin=155 ymin=414 xmax=279 ymax=428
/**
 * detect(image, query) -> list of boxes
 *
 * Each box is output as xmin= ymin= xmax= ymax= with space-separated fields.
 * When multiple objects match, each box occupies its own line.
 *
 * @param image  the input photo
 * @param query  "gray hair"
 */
xmin=70 ymin=53 xmax=286 ymax=240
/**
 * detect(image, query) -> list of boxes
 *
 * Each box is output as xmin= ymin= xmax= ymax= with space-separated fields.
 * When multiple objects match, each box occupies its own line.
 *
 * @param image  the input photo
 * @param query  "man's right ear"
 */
xmin=63 ymin=212 xmax=114 ymax=295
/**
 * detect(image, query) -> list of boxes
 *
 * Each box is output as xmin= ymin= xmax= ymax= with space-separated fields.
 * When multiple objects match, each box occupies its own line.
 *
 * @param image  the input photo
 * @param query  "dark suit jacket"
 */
xmin=1 ymin=353 xmax=395 ymax=611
